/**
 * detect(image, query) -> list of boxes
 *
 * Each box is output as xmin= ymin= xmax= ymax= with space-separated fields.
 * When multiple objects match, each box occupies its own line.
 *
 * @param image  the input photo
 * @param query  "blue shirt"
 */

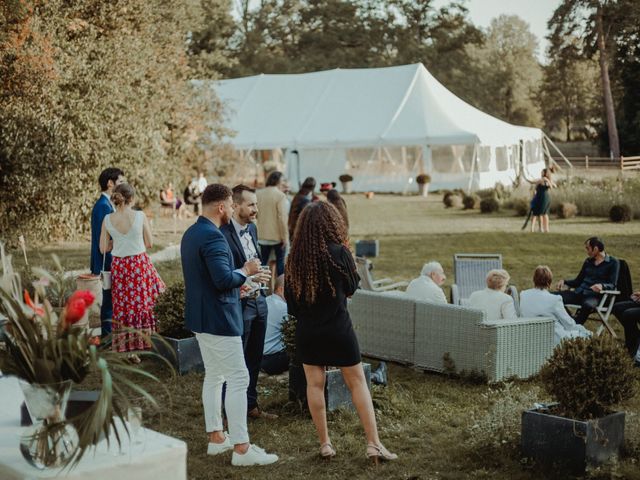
xmin=263 ymin=294 xmax=288 ymax=355
xmin=565 ymin=254 xmax=619 ymax=294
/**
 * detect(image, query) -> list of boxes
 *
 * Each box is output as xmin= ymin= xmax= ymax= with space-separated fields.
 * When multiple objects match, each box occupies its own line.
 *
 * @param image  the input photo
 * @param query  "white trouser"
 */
xmin=195 ymin=333 xmax=250 ymax=445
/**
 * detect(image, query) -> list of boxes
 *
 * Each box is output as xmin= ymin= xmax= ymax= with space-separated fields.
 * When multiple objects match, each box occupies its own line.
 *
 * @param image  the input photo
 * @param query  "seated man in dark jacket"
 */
xmin=555 ymin=237 xmax=620 ymax=325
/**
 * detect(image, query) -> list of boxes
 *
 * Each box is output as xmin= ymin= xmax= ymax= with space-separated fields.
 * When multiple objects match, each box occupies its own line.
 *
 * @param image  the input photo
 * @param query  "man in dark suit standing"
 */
xmin=181 ymin=184 xmax=278 ymax=467
xmin=90 ymin=167 xmax=124 ymax=337
xmin=221 ymin=185 xmax=277 ymax=420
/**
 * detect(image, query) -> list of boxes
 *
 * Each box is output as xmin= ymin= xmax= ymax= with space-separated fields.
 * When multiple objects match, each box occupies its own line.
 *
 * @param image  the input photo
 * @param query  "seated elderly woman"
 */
xmin=468 ymin=269 xmax=517 ymax=319
xmin=405 ymin=261 xmax=447 ymax=304
xmin=520 ymin=265 xmax=591 ymax=345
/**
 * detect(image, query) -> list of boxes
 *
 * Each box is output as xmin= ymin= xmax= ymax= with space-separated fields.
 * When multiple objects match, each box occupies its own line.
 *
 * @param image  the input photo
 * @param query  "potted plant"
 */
xmin=521 ymin=336 xmax=636 ymax=471
xmin=283 ymin=315 xmax=371 ymax=411
xmin=416 ymin=173 xmax=431 ymax=197
xmin=153 ymin=281 xmax=204 ymax=375
xmin=338 ymin=174 xmax=353 ymax=194
xmin=0 ymin=243 xmax=166 ymax=469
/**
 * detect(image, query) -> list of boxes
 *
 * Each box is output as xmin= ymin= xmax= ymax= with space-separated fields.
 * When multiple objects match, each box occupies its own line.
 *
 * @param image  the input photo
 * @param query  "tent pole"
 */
xmin=543 ymin=133 xmax=572 ymax=170
xmin=466 ymin=144 xmax=478 ymax=194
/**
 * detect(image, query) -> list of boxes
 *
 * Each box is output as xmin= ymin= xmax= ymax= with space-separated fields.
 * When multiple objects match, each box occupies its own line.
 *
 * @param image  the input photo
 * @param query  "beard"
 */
xmin=221 ymin=210 xmax=232 ymax=224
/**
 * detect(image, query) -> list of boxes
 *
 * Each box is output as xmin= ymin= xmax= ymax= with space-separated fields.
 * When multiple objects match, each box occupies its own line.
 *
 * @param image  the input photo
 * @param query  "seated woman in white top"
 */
xmin=520 ymin=265 xmax=591 ymax=346
xmin=405 ymin=261 xmax=448 ymax=304
xmin=468 ymin=269 xmax=517 ymax=320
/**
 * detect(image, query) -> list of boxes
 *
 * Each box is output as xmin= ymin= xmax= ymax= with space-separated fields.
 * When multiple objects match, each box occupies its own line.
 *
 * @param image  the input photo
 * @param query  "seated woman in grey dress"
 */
xmin=520 ymin=265 xmax=591 ymax=346
xmin=285 ymin=201 xmax=397 ymax=463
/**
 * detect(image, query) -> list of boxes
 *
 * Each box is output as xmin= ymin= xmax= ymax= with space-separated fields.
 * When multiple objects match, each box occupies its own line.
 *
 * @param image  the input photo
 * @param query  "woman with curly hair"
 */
xmin=285 ymin=201 xmax=397 ymax=463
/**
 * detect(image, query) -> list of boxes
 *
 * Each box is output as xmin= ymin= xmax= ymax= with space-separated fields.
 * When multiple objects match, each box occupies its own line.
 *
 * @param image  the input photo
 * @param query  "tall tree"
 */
xmin=468 ymin=15 xmax=542 ymax=125
xmin=537 ymin=38 xmax=599 ymax=141
xmin=548 ymin=0 xmax=632 ymax=158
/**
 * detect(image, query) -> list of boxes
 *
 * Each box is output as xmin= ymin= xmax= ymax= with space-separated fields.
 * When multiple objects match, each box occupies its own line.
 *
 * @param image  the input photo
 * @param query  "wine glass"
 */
xmin=127 ymin=406 xmax=143 ymax=445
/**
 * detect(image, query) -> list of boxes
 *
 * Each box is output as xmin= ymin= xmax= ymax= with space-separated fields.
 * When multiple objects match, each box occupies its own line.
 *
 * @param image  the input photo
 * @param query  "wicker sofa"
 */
xmin=348 ymin=290 xmax=555 ymax=383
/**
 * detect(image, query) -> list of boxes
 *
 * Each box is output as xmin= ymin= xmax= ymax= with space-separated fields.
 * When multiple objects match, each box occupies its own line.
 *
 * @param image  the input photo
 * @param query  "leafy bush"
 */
xmin=539 ymin=336 xmax=636 ymax=420
xmin=557 ymin=202 xmax=578 ymax=219
xmin=462 ymin=194 xmax=480 ymax=210
xmin=153 ymin=282 xmax=191 ymax=339
xmin=609 ymin=204 xmax=632 ymax=223
xmin=416 ymin=174 xmax=431 ymax=184
xmin=281 ymin=314 xmax=297 ymax=364
xmin=339 ymin=174 xmax=353 ymax=182
xmin=480 ymin=197 xmax=500 ymax=213
xmin=443 ymin=192 xmax=463 ymax=208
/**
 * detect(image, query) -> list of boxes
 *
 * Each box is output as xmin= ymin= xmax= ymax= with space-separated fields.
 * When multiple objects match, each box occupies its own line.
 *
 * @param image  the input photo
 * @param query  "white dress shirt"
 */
xmin=405 ymin=275 xmax=447 ymax=304
xmin=520 ymin=288 xmax=591 ymax=345
xmin=468 ymin=288 xmax=518 ymax=320
xmin=231 ymin=218 xmax=258 ymax=260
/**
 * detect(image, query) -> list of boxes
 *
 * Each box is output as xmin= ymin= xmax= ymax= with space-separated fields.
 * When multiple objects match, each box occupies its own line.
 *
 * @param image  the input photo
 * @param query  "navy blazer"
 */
xmin=90 ymin=194 xmax=114 ymax=275
xmin=181 ymin=216 xmax=246 ymax=336
xmin=220 ymin=222 xmax=266 ymax=303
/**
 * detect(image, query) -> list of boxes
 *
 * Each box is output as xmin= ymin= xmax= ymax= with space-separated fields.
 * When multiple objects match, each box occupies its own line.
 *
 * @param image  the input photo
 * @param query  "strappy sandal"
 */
xmin=366 ymin=442 xmax=397 ymax=465
xmin=319 ymin=442 xmax=336 ymax=460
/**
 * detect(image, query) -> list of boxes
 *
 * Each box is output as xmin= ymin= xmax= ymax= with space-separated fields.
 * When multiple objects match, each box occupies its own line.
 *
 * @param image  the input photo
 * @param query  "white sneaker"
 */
xmin=207 ymin=434 xmax=232 ymax=456
xmin=231 ymin=444 xmax=278 ymax=466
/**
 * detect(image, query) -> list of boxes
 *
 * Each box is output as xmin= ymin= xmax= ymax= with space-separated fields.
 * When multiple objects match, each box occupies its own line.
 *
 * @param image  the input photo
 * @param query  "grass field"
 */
xmin=6 ymin=193 xmax=640 ymax=479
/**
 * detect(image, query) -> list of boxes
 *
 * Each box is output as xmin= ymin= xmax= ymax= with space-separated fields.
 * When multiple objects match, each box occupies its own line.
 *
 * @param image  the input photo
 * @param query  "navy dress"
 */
xmin=530 ymin=183 xmax=551 ymax=215
xmin=286 ymin=243 xmax=361 ymax=367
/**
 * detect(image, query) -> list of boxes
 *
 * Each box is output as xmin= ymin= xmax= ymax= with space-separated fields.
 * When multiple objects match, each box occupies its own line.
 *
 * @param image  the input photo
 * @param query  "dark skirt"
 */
xmin=530 ymin=184 xmax=550 ymax=215
xmin=296 ymin=317 xmax=361 ymax=367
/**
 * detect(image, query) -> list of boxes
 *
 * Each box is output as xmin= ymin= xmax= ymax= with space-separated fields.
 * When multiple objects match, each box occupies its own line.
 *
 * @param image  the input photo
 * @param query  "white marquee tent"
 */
xmin=209 ymin=63 xmax=548 ymax=192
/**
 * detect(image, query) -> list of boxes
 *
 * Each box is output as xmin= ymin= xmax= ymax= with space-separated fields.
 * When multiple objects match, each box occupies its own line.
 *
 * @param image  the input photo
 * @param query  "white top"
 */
xmin=468 ymin=288 xmax=517 ymax=320
xmin=405 ymin=275 xmax=447 ymax=304
xmin=263 ymin=294 xmax=288 ymax=355
xmin=105 ymin=211 xmax=146 ymax=258
xmin=520 ymin=288 xmax=591 ymax=345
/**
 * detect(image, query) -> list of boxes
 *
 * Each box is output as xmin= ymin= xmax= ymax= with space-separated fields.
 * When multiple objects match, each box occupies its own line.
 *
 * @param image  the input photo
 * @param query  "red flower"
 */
xmin=69 ymin=290 xmax=95 ymax=308
xmin=64 ymin=298 xmax=87 ymax=325
xmin=24 ymin=290 xmax=45 ymax=317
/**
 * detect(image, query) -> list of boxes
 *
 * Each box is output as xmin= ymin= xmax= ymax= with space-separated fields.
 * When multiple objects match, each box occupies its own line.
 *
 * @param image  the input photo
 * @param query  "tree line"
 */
xmin=1 ymin=0 xmax=639 ymax=242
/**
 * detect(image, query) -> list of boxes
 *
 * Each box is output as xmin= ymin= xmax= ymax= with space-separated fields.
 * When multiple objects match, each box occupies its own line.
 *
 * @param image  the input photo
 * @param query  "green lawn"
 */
xmin=5 ymin=193 xmax=640 ymax=479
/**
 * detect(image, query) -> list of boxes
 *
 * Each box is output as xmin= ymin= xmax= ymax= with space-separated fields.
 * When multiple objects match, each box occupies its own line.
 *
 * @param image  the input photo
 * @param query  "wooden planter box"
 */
xmin=289 ymin=363 xmax=371 ymax=411
xmin=521 ymin=407 xmax=625 ymax=472
xmin=152 ymin=335 xmax=204 ymax=375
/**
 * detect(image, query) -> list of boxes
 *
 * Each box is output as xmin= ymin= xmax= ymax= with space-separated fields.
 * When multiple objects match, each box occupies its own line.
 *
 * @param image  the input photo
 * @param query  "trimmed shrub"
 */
xmin=609 ymin=204 xmax=632 ymax=223
xmin=416 ymin=174 xmax=431 ymax=184
xmin=153 ymin=282 xmax=191 ymax=339
xmin=480 ymin=197 xmax=500 ymax=213
xmin=339 ymin=174 xmax=353 ymax=182
xmin=462 ymin=194 xmax=480 ymax=210
xmin=443 ymin=193 xmax=463 ymax=208
xmin=539 ymin=336 xmax=636 ymax=420
xmin=557 ymin=202 xmax=578 ymax=219
xmin=508 ymin=197 xmax=529 ymax=216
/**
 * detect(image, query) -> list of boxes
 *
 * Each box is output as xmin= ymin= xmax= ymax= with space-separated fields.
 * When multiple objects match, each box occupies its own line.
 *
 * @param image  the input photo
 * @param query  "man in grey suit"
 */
xmin=181 ymin=184 xmax=278 ymax=467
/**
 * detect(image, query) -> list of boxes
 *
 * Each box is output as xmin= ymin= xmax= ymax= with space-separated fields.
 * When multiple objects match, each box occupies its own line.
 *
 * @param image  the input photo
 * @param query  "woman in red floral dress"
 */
xmin=100 ymin=183 xmax=165 ymax=362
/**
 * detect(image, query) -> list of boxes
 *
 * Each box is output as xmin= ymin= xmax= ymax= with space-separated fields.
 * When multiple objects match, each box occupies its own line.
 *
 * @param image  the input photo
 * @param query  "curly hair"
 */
xmin=285 ymin=201 xmax=349 ymax=305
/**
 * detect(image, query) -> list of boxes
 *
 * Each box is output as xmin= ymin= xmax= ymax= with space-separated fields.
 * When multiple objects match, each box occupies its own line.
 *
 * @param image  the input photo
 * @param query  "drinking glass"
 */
xmin=127 ymin=407 xmax=143 ymax=445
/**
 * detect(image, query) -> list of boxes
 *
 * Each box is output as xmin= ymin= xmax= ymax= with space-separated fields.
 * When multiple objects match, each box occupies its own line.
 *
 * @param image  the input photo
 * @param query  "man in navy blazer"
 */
xmin=90 ymin=167 xmax=124 ymax=337
xmin=221 ymin=185 xmax=276 ymax=420
xmin=181 ymin=184 xmax=278 ymax=467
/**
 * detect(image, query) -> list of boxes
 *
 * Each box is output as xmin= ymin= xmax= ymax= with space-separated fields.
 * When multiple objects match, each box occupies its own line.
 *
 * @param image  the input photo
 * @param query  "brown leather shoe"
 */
xmin=247 ymin=407 xmax=278 ymax=420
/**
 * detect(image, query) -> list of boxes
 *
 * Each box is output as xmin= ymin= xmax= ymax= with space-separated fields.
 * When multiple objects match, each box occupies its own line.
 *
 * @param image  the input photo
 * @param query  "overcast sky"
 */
xmin=436 ymin=0 xmax=563 ymax=62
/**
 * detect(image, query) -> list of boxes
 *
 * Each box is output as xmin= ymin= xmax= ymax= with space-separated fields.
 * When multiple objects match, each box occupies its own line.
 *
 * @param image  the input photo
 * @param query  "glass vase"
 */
xmin=19 ymin=380 xmax=79 ymax=469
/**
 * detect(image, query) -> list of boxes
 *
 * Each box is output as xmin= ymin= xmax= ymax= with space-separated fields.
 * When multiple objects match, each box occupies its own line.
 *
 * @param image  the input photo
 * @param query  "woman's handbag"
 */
xmin=100 ymin=228 xmax=112 ymax=290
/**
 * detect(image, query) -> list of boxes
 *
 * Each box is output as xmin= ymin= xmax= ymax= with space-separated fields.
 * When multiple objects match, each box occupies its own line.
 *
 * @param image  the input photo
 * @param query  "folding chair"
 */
xmin=451 ymin=253 xmax=503 ymax=305
xmin=355 ymin=257 xmax=408 ymax=292
xmin=564 ymin=258 xmax=628 ymax=337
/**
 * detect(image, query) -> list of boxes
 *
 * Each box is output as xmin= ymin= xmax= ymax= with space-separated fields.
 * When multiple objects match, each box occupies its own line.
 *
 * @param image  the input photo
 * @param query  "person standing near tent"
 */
xmin=529 ymin=167 xmax=556 ymax=233
xmin=288 ymin=177 xmax=317 ymax=240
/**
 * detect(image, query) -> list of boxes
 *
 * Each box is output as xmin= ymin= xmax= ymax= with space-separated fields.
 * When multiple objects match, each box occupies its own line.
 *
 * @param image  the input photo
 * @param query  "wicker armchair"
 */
xmin=451 ymin=253 xmax=502 ymax=305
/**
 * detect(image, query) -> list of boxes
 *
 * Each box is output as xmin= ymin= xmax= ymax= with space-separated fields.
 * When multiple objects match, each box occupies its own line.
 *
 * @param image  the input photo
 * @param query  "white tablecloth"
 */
xmin=0 ymin=376 xmax=187 ymax=480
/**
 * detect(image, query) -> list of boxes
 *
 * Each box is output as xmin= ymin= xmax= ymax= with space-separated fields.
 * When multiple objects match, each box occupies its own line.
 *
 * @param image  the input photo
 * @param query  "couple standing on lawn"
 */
xmin=180 ymin=183 xmax=397 ymax=467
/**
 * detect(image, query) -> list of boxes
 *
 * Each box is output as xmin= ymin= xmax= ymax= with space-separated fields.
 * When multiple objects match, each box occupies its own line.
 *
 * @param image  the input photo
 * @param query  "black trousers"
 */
xmin=612 ymin=300 xmax=640 ymax=356
xmin=242 ymin=296 xmax=268 ymax=411
xmin=260 ymin=350 xmax=289 ymax=375
xmin=557 ymin=290 xmax=600 ymax=325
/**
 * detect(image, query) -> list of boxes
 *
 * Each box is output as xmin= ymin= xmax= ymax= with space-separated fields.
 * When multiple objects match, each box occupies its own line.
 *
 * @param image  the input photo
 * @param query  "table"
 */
xmin=0 ymin=376 xmax=187 ymax=479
